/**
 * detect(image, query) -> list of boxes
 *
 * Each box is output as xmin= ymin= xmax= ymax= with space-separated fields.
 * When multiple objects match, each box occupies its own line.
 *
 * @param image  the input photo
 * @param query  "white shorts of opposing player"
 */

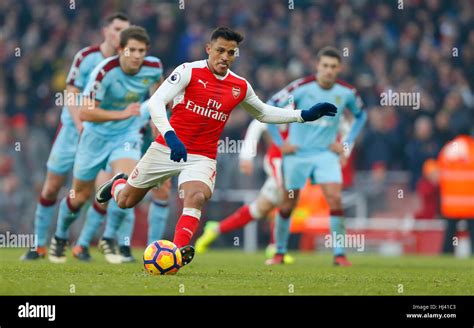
xmin=128 ymin=142 xmax=217 ymax=193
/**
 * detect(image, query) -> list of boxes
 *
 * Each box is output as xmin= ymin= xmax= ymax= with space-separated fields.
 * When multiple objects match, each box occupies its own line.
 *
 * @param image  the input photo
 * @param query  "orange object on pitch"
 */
xmin=289 ymin=181 xmax=330 ymax=234
xmin=438 ymin=135 xmax=474 ymax=219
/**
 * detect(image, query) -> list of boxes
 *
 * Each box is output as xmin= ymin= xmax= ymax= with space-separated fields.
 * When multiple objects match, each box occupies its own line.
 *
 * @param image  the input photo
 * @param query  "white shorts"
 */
xmin=260 ymin=155 xmax=283 ymax=205
xmin=128 ymin=142 xmax=217 ymax=193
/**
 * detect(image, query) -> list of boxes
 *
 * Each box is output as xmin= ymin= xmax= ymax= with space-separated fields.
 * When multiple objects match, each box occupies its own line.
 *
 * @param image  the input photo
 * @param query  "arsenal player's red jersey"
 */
xmin=155 ymin=61 xmax=248 ymax=159
xmin=150 ymin=60 xmax=303 ymax=160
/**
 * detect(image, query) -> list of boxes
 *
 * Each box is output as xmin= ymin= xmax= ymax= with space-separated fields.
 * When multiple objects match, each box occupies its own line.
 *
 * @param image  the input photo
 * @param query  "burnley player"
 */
xmin=48 ymin=26 xmax=163 ymax=263
xmin=73 ymin=101 xmax=153 ymax=263
xmin=21 ymin=13 xmax=130 ymax=261
xmin=95 ymin=27 xmax=338 ymax=267
xmin=265 ymin=47 xmax=367 ymax=266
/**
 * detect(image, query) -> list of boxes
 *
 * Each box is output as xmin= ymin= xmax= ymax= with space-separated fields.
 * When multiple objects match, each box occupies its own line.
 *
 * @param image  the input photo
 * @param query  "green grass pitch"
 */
xmin=1 ymin=248 xmax=473 ymax=295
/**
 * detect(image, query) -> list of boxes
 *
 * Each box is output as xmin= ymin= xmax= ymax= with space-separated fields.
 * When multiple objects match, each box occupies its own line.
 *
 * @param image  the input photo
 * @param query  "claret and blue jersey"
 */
xmin=47 ymin=45 xmax=105 ymax=175
xmin=266 ymin=75 xmax=367 ymax=189
xmin=267 ymin=75 xmax=365 ymax=153
xmin=82 ymin=55 xmax=162 ymax=137
xmin=73 ymin=56 xmax=162 ymax=181
xmin=61 ymin=45 xmax=105 ymax=126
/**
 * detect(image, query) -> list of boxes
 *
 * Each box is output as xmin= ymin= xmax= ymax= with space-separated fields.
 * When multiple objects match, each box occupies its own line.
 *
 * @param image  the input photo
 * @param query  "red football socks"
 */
xmin=219 ymin=205 xmax=253 ymax=234
xmin=173 ymin=214 xmax=200 ymax=247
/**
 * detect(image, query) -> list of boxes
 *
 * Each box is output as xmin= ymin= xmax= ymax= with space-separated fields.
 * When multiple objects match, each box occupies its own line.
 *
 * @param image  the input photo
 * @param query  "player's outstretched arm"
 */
xmin=300 ymin=102 xmax=338 ymax=121
xmin=240 ymin=82 xmax=337 ymax=124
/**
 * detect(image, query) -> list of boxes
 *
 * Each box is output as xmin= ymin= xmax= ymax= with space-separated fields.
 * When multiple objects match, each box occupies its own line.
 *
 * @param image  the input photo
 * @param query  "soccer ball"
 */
xmin=143 ymin=240 xmax=182 ymax=275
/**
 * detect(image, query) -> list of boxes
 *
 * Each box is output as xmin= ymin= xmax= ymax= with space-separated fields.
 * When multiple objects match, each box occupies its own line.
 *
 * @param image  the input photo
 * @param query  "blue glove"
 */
xmin=300 ymin=102 xmax=338 ymax=122
xmin=164 ymin=131 xmax=187 ymax=162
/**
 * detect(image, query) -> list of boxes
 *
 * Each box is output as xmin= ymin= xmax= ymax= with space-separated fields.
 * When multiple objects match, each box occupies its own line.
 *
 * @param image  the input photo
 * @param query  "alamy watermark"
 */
xmin=380 ymin=89 xmax=420 ymax=110
xmin=0 ymin=231 xmax=37 ymax=250
xmin=18 ymin=302 xmax=55 ymax=322
xmin=217 ymin=137 xmax=257 ymax=155
xmin=55 ymin=90 xmax=95 ymax=110
xmin=324 ymin=232 xmax=365 ymax=252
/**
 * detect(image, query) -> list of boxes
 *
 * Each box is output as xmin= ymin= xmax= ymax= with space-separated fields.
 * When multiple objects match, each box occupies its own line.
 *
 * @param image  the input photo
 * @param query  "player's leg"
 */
xmin=21 ymin=172 xmax=67 ymax=260
xmin=266 ymin=154 xmax=311 ymax=265
xmin=110 ymin=181 xmax=151 ymax=208
xmin=96 ymin=142 xmax=176 ymax=209
xmin=260 ymin=155 xmax=295 ymax=263
xmin=173 ymin=180 xmax=212 ymax=265
xmin=172 ymin=152 xmax=217 ymax=266
xmin=195 ymin=179 xmax=277 ymax=254
xmin=22 ymin=123 xmax=78 ymax=260
xmin=96 ymin=142 xmax=206 ymax=266
xmin=265 ymin=216 xmax=296 ymax=264
xmin=50 ymin=129 xmax=108 ymax=263
xmin=95 ymin=136 xmax=145 ymax=263
xmin=147 ymin=179 xmax=172 ymax=245
xmin=114 ymin=206 xmax=136 ymax=262
xmin=50 ymin=178 xmax=95 ymax=263
xmin=95 ymin=142 xmax=179 ymax=262
xmin=221 ymin=177 xmax=278 ymax=233
xmin=266 ymin=188 xmax=300 ymax=265
xmin=100 ymin=177 xmax=151 ymax=261
xmin=314 ymin=150 xmax=352 ymax=266
xmin=320 ymin=182 xmax=351 ymax=266
xmin=101 ymin=158 xmax=140 ymax=263
xmin=72 ymin=170 xmax=112 ymax=262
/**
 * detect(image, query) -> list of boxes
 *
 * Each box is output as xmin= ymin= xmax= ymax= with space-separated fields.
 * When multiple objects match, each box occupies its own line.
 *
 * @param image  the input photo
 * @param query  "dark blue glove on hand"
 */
xmin=164 ymin=130 xmax=187 ymax=162
xmin=300 ymin=102 xmax=338 ymax=122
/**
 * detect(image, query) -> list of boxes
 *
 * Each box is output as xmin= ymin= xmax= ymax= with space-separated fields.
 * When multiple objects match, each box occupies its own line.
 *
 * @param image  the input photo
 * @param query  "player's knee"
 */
xmin=70 ymin=191 xmax=90 ymax=207
xmin=41 ymin=184 xmax=60 ymax=200
xmin=279 ymin=198 xmax=296 ymax=217
xmin=186 ymin=190 xmax=207 ymax=208
xmin=256 ymin=200 xmax=273 ymax=218
xmin=278 ymin=208 xmax=293 ymax=219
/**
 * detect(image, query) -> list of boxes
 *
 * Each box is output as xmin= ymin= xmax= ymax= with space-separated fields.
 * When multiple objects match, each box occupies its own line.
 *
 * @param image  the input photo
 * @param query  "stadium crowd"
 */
xmin=0 ymin=0 xmax=473 ymax=231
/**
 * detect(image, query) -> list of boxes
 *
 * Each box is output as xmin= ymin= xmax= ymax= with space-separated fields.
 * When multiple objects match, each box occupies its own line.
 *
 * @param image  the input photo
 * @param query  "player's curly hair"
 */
xmin=119 ymin=25 xmax=150 ymax=48
xmin=210 ymin=26 xmax=244 ymax=44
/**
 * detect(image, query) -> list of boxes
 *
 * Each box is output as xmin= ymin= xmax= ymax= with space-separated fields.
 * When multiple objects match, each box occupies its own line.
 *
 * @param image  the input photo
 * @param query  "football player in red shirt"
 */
xmin=96 ymin=27 xmax=337 ymax=267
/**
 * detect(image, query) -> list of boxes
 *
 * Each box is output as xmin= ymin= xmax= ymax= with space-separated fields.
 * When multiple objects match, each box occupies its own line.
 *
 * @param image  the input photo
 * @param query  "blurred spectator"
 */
xmin=358 ymin=107 xmax=401 ymax=170
xmin=434 ymin=110 xmax=453 ymax=148
xmin=414 ymin=159 xmax=439 ymax=219
xmin=405 ymin=116 xmax=441 ymax=190
xmin=442 ymin=90 xmax=473 ymax=137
